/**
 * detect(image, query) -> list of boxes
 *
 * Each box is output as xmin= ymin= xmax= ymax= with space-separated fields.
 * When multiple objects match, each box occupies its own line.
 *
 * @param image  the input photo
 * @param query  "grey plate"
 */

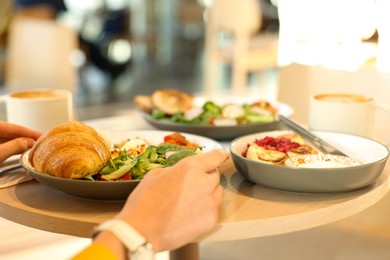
xmin=142 ymin=112 xmax=282 ymax=141
xmin=141 ymin=99 xmax=294 ymax=141
xmin=20 ymin=130 xmax=222 ymax=200
xmin=230 ymin=130 xmax=390 ymax=193
xmin=21 ymin=154 xmax=139 ymax=200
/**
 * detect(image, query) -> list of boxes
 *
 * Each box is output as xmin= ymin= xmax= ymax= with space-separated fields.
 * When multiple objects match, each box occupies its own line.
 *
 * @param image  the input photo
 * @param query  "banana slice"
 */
xmin=151 ymin=89 xmax=194 ymax=115
xmin=222 ymin=104 xmax=245 ymax=119
xmin=246 ymin=144 xmax=287 ymax=165
xmin=278 ymin=133 xmax=305 ymax=144
xmin=287 ymin=145 xmax=318 ymax=157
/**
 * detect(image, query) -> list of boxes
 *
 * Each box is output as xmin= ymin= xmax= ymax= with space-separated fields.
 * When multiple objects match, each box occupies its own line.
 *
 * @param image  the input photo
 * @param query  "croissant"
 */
xmin=28 ymin=121 xmax=111 ymax=179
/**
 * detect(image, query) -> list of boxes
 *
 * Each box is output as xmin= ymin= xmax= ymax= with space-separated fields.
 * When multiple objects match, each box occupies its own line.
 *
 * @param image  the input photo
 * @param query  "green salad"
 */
xmin=150 ymin=100 xmax=278 ymax=126
xmin=83 ymin=143 xmax=201 ymax=181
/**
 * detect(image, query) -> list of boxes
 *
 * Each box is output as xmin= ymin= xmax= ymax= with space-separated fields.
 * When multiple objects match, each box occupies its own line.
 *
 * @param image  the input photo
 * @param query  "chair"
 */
xmin=203 ymin=0 xmax=279 ymax=96
xmin=5 ymin=16 xmax=78 ymax=92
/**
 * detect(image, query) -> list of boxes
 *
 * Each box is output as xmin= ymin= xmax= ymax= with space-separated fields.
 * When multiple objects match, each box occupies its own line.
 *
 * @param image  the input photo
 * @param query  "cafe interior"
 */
xmin=1 ymin=0 xmax=390 ymax=259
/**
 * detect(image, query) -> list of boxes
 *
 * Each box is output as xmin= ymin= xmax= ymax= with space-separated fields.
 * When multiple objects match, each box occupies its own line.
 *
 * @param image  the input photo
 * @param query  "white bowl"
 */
xmin=230 ymin=130 xmax=390 ymax=193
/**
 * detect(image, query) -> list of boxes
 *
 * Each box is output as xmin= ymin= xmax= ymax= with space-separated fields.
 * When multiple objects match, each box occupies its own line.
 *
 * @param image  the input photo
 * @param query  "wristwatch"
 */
xmin=93 ymin=219 xmax=154 ymax=260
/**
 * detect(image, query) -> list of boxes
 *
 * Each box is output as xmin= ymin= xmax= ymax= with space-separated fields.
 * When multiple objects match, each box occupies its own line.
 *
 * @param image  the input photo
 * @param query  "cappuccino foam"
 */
xmin=11 ymin=91 xmax=60 ymax=99
xmin=315 ymin=94 xmax=371 ymax=103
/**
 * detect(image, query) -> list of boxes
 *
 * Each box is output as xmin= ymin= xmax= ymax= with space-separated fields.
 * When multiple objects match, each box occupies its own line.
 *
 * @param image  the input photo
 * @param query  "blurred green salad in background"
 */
xmin=151 ymin=100 xmax=278 ymax=126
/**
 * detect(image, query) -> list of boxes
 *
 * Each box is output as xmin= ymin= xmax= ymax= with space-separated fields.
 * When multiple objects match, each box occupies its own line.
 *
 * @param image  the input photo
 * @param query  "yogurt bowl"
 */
xmin=230 ymin=130 xmax=390 ymax=193
xmin=284 ymin=153 xmax=362 ymax=168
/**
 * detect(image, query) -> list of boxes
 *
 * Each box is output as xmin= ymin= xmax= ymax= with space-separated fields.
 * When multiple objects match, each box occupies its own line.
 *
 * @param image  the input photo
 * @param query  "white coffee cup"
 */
xmin=1 ymin=89 xmax=74 ymax=132
xmin=308 ymin=93 xmax=390 ymax=144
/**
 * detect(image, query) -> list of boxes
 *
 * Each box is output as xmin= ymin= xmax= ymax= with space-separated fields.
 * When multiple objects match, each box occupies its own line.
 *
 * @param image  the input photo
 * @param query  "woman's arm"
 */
xmin=73 ymin=149 xmax=229 ymax=259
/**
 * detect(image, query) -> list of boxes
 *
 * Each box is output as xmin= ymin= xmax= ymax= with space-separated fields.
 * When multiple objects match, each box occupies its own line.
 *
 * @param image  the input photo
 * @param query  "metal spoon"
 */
xmin=279 ymin=115 xmax=347 ymax=157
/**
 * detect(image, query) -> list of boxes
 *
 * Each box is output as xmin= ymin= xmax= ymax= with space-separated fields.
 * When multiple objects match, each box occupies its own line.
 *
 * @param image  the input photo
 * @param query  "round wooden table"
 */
xmin=0 ymin=154 xmax=389 ymax=259
xmin=0 ymin=115 xmax=389 ymax=259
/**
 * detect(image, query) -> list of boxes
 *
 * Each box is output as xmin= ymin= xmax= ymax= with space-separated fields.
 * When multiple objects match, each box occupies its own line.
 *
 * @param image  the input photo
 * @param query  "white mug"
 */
xmin=308 ymin=93 xmax=390 ymax=144
xmin=1 ymin=89 xmax=74 ymax=132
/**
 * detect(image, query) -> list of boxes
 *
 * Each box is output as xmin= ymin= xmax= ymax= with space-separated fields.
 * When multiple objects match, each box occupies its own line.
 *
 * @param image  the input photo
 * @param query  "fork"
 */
xmin=0 ymin=160 xmax=22 ymax=174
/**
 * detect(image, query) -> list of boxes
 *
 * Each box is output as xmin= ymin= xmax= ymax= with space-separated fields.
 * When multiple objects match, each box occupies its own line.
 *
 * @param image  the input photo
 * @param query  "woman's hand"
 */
xmin=0 ymin=122 xmax=41 ymax=164
xmin=115 ymin=149 xmax=229 ymax=252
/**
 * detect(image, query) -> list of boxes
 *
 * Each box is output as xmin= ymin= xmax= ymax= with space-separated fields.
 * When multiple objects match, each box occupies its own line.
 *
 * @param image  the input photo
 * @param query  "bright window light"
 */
xmin=278 ymin=0 xmax=379 ymax=72
xmin=64 ymin=0 xmax=104 ymax=14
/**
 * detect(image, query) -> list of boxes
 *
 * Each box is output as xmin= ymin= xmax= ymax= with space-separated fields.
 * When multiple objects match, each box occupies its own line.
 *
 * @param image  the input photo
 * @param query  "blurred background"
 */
xmin=3 ymin=1 xmax=390 ymax=259
xmin=0 ymin=0 xmax=279 ymax=110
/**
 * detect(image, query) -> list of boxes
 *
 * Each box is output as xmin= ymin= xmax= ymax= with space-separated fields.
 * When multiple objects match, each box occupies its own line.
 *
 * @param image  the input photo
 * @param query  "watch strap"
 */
xmin=93 ymin=219 xmax=154 ymax=259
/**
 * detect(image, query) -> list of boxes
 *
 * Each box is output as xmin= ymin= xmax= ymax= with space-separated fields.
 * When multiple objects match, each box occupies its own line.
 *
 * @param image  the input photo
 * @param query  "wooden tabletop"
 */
xmin=0 ymin=116 xmax=389 ymax=242
xmin=0 ymin=113 xmax=389 ymax=247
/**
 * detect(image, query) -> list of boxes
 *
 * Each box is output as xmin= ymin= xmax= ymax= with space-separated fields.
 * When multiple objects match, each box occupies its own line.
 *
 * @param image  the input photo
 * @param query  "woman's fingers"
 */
xmin=0 ymin=122 xmax=41 ymax=140
xmin=0 ymin=138 xmax=36 ymax=164
xmin=187 ymin=149 xmax=229 ymax=173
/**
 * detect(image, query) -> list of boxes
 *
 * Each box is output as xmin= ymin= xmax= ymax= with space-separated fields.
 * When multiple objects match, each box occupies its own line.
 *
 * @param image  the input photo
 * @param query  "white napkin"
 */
xmin=0 ymin=170 xmax=33 ymax=188
xmin=0 ymin=156 xmax=33 ymax=188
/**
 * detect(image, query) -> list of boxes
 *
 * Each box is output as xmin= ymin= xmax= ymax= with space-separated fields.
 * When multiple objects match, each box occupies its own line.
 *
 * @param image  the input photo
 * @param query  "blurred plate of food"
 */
xmin=135 ymin=89 xmax=294 ymax=140
xmin=230 ymin=130 xmax=389 ymax=193
xmin=21 ymin=121 xmax=222 ymax=200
